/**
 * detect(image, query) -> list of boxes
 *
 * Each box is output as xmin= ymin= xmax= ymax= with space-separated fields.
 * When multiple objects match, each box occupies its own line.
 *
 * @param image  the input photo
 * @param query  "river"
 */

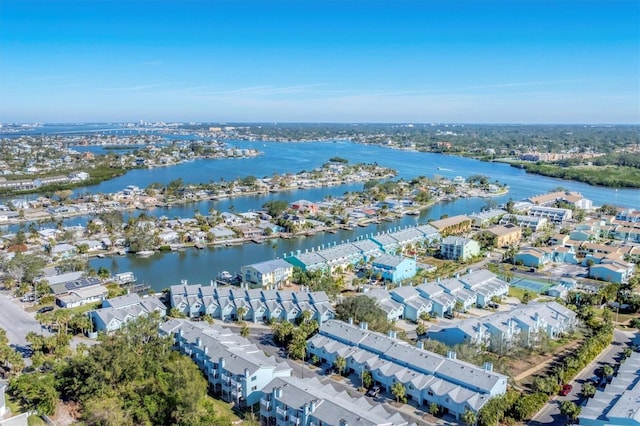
xmin=3 ymin=133 xmax=638 ymax=291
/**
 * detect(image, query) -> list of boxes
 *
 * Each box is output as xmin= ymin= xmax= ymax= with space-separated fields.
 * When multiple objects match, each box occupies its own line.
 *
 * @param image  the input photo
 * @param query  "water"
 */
xmin=2 ymin=133 xmax=637 ymax=291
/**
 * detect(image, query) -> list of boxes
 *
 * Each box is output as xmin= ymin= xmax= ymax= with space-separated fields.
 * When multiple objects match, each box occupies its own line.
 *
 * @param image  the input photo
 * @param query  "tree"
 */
xmin=602 ymin=364 xmax=614 ymax=380
xmin=361 ymin=369 xmax=373 ymax=389
xmin=429 ymin=402 xmax=440 ymax=416
xmin=9 ymin=373 xmax=59 ymax=415
xmin=235 ymin=307 xmax=247 ymax=322
xmin=391 ymin=382 xmax=406 ymax=403
xmin=462 ymin=409 xmax=477 ymax=426
xmin=335 ymin=295 xmax=391 ymax=333
xmin=262 ymin=200 xmax=289 ymax=218
xmin=240 ymin=324 xmax=250 ymax=338
xmin=334 ymin=356 xmax=346 ymax=376
xmin=559 ymin=400 xmax=581 ymax=423
xmin=582 ymin=382 xmax=596 ymax=398
xmin=521 ymin=290 xmax=533 ymax=304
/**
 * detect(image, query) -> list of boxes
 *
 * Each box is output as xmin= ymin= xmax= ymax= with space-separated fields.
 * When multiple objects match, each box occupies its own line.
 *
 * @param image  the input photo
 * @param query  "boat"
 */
xmin=217 ymin=271 xmax=233 ymax=280
xmin=437 ymin=167 xmax=454 ymax=171
xmin=406 ymin=209 xmax=420 ymax=216
xmin=136 ymin=250 xmax=154 ymax=257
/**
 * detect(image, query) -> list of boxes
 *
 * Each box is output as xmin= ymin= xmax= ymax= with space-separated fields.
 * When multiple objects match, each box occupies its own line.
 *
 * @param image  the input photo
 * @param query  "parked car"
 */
xmin=325 ymin=366 xmax=335 ymax=375
xmin=366 ymin=385 xmax=381 ymax=397
xmin=37 ymin=306 xmax=54 ymax=314
xmin=560 ymin=384 xmax=573 ymax=396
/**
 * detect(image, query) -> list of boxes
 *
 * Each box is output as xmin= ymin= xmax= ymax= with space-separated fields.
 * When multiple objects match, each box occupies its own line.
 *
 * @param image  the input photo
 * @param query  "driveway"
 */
xmin=528 ymin=329 xmax=637 ymax=426
xmin=0 ymin=293 xmax=48 ymax=354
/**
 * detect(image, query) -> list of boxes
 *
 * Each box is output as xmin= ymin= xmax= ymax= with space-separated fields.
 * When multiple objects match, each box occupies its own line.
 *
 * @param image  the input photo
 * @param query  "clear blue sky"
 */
xmin=0 ymin=0 xmax=638 ymax=123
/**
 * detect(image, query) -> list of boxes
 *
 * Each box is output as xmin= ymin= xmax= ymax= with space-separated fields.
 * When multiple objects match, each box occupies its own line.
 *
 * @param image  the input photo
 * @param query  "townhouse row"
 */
xmin=307 ymin=320 xmax=508 ymax=420
xmin=169 ymin=283 xmax=335 ymax=325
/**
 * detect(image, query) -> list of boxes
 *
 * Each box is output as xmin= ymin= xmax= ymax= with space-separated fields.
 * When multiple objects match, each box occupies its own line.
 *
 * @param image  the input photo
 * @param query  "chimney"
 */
xmin=484 ymin=362 xmax=493 ymax=372
xmin=447 ymin=351 xmax=457 ymax=360
xmin=416 ymin=341 xmax=424 ymax=350
xmin=245 ymin=368 xmax=250 ymax=378
xmin=196 ymin=337 xmax=201 ymax=347
xmin=274 ymin=387 xmax=283 ymax=398
xmin=309 ymin=399 xmax=317 ymax=412
xmin=349 ymin=317 xmax=354 ymax=325
xmin=219 ymin=357 xmax=225 ymax=369
xmin=204 ymin=346 xmax=208 ymax=355
xmin=339 ymin=420 xmax=349 ymax=426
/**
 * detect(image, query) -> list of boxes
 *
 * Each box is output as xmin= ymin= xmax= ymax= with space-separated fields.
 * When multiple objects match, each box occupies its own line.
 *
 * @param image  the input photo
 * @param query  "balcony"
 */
xmin=288 ymin=415 xmax=301 ymax=425
xmin=260 ymin=400 xmax=272 ymax=411
xmin=276 ymin=407 xmax=287 ymax=418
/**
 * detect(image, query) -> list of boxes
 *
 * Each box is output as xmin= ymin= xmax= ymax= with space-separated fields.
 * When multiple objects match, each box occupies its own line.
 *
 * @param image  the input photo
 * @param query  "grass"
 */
xmin=206 ymin=397 xmax=242 ymax=423
xmin=508 ymin=286 xmax=528 ymax=300
xmin=66 ymin=301 xmax=102 ymax=314
xmin=28 ymin=416 xmax=46 ymax=426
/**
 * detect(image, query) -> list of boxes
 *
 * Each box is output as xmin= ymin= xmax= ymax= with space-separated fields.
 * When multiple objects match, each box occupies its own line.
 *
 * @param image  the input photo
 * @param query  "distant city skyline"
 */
xmin=0 ymin=0 xmax=638 ymax=124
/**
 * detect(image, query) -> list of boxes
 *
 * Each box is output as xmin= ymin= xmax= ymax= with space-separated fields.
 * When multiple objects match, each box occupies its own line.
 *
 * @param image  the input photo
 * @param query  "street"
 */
xmin=0 ymin=293 xmax=49 ymax=355
xmin=528 ymin=328 xmax=639 ymax=426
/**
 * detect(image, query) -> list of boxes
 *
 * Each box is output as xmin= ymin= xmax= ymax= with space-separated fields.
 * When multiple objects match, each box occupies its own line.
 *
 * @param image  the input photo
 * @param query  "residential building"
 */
xmin=458 ymin=270 xmax=510 ymax=308
xmin=363 ymin=288 xmax=405 ymax=322
xmin=468 ymin=209 xmax=507 ymax=228
xmin=240 ymin=259 xmax=293 ymax=289
xmin=430 ymin=215 xmax=472 ymax=236
xmin=486 ymin=224 xmax=522 ymax=247
xmin=440 ymin=236 xmax=480 ymax=261
xmin=499 ymin=214 xmax=548 ymax=232
xmin=370 ymin=254 xmax=417 ymax=283
xmin=260 ymin=376 xmax=408 ymax=426
xmin=390 ymin=285 xmax=432 ymax=321
xmin=527 ymin=206 xmax=572 ymax=224
xmin=307 ymin=320 xmax=508 ymax=419
xmin=513 ymin=247 xmax=553 ymax=268
xmin=90 ymin=293 xmax=166 ymax=332
xmin=160 ymin=319 xmax=292 ymax=407
xmin=415 ymin=283 xmax=456 ymax=317
xmin=427 ymin=302 xmax=577 ymax=352
xmin=589 ymin=258 xmax=636 ymax=284
xmin=579 ymin=351 xmax=640 ymax=426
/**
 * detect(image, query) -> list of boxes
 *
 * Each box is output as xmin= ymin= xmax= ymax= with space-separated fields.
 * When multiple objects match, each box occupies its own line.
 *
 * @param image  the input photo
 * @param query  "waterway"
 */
xmin=3 ymin=131 xmax=638 ymax=291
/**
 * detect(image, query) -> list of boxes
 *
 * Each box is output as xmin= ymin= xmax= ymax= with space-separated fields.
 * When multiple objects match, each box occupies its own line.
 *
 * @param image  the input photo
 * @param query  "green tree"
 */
xmin=334 ymin=356 xmax=347 ymax=376
xmin=429 ymin=402 xmax=440 ymax=416
xmin=462 ymin=409 xmax=477 ymax=426
xmin=335 ymin=295 xmax=391 ymax=333
xmin=391 ymin=382 xmax=406 ymax=403
xmin=9 ymin=373 xmax=59 ymax=415
xmin=240 ymin=324 xmax=250 ymax=338
xmin=559 ymin=400 xmax=581 ymax=423
xmin=361 ymin=369 xmax=373 ymax=389
xmin=582 ymin=382 xmax=596 ymax=399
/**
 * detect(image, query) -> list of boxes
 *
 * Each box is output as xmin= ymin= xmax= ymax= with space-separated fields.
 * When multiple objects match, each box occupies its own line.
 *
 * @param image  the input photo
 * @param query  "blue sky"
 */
xmin=0 ymin=0 xmax=638 ymax=123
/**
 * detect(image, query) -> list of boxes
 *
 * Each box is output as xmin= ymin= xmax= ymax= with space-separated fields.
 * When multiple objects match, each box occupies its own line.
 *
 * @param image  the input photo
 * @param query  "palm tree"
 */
xmin=235 ymin=307 xmax=247 ymax=322
xmin=391 ymin=382 xmax=406 ymax=403
xmin=240 ymin=324 xmax=250 ymax=338
xmin=334 ymin=356 xmax=346 ymax=376
xmin=461 ymin=409 xmax=477 ymax=426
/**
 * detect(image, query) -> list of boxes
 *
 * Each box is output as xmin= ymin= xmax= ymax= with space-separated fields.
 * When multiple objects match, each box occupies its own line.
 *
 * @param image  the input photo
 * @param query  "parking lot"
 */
xmin=0 ymin=293 xmax=48 ymax=351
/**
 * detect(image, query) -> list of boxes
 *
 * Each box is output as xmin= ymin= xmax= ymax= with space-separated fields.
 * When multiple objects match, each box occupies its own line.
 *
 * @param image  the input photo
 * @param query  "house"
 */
xmin=427 ymin=302 xmax=577 ymax=352
xmin=469 ymin=209 xmax=507 ymax=228
xmin=50 ymin=243 xmax=77 ymax=260
xmin=364 ymin=288 xmax=405 ymax=322
xmin=90 ymin=293 xmax=166 ymax=332
xmin=56 ymin=284 xmax=108 ymax=308
xmin=513 ymin=247 xmax=553 ymax=268
xmin=458 ymin=270 xmax=510 ymax=307
xmin=527 ymin=206 xmax=572 ymax=224
xmin=160 ymin=319 xmax=292 ymax=407
xmin=415 ymin=282 xmax=456 ymax=317
xmin=430 ymin=215 xmax=472 ymax=236
xmin=291 ymin=200 xmax=319 ymax=214
xmin=440 ymin=236 xmax=480 ymax=261
xmin=486 ymin=224 xmax=522 ymax=247
xmin=307 ymin=320 xmax=508 ymax=419
xmin=390 ymin=286 xmax=433 ymax=322
xmin=499 ymin=214 xmax=548 ymax=231
xmin=589 ymin=258 xmax=636 ymax=284
xmin=260 ymin=376 xmax=408 ymax=426
xmin=241 ymin=259 xmax=293 ymax=289
xmin=370 ymin=254 xmax=416 ymax=283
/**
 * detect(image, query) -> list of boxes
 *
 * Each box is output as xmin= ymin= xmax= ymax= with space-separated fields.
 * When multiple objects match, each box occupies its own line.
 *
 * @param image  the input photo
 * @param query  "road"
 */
xmin=528 ymin=328 xmax=638 ymax=426
xmin=0 ymin=293 xmax=49 ymax=355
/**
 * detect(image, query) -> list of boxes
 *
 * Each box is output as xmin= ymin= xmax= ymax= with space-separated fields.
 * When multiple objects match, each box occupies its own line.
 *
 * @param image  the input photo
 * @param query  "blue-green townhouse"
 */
xmin=306 ymin=320 xmax=508 ymax=420
xmin=260 ymin=376 xmax=408 ymax=426
xmin=371 ymin=253 xmax=417 ymax=283
xmin=363 ymin=288 xmax=405 ymax=322
xmin=160 ymin=319 xmax=292 ymax=407
xmin=457 ymin=270 xmax=510 ymax=308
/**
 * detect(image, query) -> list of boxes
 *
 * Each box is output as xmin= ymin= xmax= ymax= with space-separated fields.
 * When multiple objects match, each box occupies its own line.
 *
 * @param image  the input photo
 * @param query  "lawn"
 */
xmin=508 ymin=286 xmax=527 ymax=300
xmin=206 ymin=397 xmax=242 ymax=423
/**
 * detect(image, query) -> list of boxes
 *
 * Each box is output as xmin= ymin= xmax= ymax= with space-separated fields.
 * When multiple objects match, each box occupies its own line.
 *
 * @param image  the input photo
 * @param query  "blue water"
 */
xmin=2 ymin=129 xmax=638 ymax=290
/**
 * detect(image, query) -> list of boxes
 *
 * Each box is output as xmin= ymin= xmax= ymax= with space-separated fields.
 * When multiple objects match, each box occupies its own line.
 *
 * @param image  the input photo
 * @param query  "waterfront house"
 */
xmin=527 ymin=206 xmax=572 ymax=224
xmin=160 ymin=319 xmax=292 ymax=407
xmin=468 ymin=209 xmax=507 ymax=228
xmin=370 ymin=253 xmax=417 ymax=283
xmin=306 ymin=320 xmax=508 ymax=420
xmin=439 ymin=236 xmax=480 ymax=261
xmin=430 ymin=215 xmax=472 ymax=236
xmin=241 ymin=259 xmax=293 ymax=289
xmin=50 ymin=243 xmax=77 ymax=260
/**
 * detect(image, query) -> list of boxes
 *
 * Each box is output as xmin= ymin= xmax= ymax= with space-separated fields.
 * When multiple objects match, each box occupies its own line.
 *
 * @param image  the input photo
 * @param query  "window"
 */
xmin=251 ymin=386 xmax=257 ymax=391
xmin=251 ymin=376 xmax=257 ymax=381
